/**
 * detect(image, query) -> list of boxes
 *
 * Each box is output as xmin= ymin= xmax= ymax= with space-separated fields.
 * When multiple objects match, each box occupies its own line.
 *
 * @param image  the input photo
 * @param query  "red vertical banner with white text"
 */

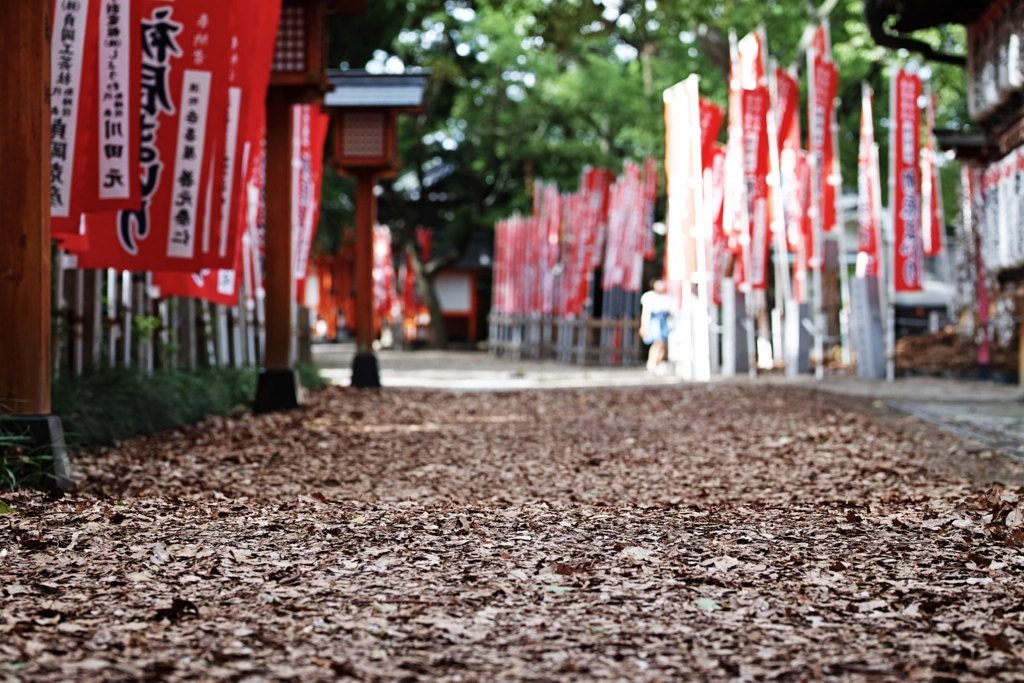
xmin=76 ymin=1 xmax=232 ymax=272
xmin=50 ymin=0 xmax=101 ymax=248
xmin=921 ymin=91 xmax=945 ymax=257
xmin=708 ymin=145 xmax=727 ymax=305
xmin=698 ymin=99 xmax=724 ymax=171
xmin=86 ymin=0 xmax=143 ymax=213
xmin=856 ymin=86 xmax=881 ymax=278
xmin=892 ymin=69 xmax=924 ymax=292
xmin=809 ymin=49 xmax=838 ymax=252
xmin=293 ymin=105 xmax=331 ymax=300
xmin=743 ymin=86 xmax=770 ymax=290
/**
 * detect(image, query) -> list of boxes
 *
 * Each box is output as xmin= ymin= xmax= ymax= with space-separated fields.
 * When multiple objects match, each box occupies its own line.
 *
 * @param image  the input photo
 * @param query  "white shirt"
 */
xmin=640 ymin=291 xmax=672 ymax=314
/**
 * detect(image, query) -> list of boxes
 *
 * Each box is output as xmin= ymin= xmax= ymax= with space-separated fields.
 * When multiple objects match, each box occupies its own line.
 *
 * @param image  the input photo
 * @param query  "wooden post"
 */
xmin=351 ymin=169 xmax=382 ymax=387
xmin=253 ymin=88 xmax=302 ymax=412
xmin=83 ymin=270 xmax=102 ymax=370
xmin=0 ymin=0 xmax=70 ymax=488
xmin=355 ymin=170 xmax=376 ymax=354
xmin=106 ymin=269 xmax=119 ymax=368
xmin=73 ymin=269 xmax=85 ymax=376
xmin=121 ymin=271 xmax=133 ymax=368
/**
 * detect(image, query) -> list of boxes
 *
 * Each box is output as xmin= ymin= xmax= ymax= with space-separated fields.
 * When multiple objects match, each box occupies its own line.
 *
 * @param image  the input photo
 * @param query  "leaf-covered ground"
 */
xmin=4 ymin=384 xmax=1024 ymax=681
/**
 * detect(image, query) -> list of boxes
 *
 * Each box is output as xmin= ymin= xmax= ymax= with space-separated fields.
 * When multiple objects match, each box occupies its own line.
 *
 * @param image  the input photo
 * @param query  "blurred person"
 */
xmin=639 ymin=279 xmax=672 ymax=374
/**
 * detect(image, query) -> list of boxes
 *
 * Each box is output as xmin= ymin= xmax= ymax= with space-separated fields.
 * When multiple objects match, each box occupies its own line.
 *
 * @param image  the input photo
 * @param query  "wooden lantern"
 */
xmin=321 ymin=70 xmax=430 ymax=386
xmin=269 ymin=0 xmax=366 ymax=90
xmin=333 ymin=109 xmax=399 ymax=171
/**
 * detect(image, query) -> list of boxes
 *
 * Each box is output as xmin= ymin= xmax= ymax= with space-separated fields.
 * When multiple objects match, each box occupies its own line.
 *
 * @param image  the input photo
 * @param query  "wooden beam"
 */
xmin=0 ymin=0 xmax=51 ymax=415
xmin=263 ymin=88 xmax=295 ymax=370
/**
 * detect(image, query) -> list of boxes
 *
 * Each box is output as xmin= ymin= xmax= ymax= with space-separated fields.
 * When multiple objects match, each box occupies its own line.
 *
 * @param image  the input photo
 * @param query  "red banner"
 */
xmin=743 ymin=86 xmax=770 ymax=290
xmin=77 ymin=0 xmax=233 ymax=271
xmin=50 ymin=0 xmax=102 ymax=243
xmin=208 ymin=0 xmax=280 ymax=271
xmin=373 ymin=227 xmax=397 ymax=320
xmin=775 ymin=68 xmax=799 ymax=149
xmin=723 ymin=32 xmax=742 ymax=249
xmin=151 ymin=262 xmax=239 ymax=305
xmin=708 ymin=145 xmax=727 ymax=306
xmin=856 ymin=86 xmax=881 ymax=278
xmin=809 ymin=52 xmax=838 ymax=239
xmin=292 ymin=104 xmax=331 ymax=295
xmin=698 ymin=99 xmax=724 ymax=170
xmin=87 ymin=0 xmax=143 ymax=214
xmin=921 ymin=91 xmax=945 ymax=257
xmin=892 ymin=69 xmax=924 ymax=292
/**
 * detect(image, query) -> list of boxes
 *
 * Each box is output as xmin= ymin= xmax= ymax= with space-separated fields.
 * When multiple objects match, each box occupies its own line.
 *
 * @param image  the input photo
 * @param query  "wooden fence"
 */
xmin=488 ymin=314 xmax=642 ymax=366
xmin=52 ymin=256 xmax=315 ymax=378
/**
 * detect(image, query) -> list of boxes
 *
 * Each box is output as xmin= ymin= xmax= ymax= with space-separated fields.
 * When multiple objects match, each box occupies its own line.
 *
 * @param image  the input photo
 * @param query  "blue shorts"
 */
xmin=646 ymin=312 xmax=670 ymax=344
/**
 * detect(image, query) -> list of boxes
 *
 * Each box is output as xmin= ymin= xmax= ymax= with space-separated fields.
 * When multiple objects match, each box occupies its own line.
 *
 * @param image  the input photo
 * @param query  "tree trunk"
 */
xmin=406 ymin=239 xmax=448 ymax=349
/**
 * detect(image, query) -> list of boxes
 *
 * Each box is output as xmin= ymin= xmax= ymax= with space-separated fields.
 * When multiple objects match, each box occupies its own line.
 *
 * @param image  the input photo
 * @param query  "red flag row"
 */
xmin=492 ymin=162 xmax=654 ymax=319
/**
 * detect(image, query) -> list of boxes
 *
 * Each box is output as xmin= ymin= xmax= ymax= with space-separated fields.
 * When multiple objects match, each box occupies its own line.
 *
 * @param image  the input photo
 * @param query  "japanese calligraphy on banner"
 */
xmin=891 ymin=69 xmax=924 ymax=292
xmin=743 ymin=86 xmax=770 ymax=290
xmin=87 ymin=0 xmax=142 ymax=211
xmin=856 ymin=85 xmax=882 ymax=278
xmin=698 ymin=99 xmax=724 ymax=170
xmin=707 ymin=146 xmax=727 ymax=306
xmin=721 ymin=31 xmax=745 ymax=261
xmin=211 ymin=0 xmax=281 ymax=271
xmin=77 ymin=0 xmax=233 ymax=272
xmin=921 ymin=91 xmax=945 ymax=257
xmin=774 ymin=68 xmax=800 ymax=149
xmin=809 ymin=43 xmax=839 ymax=238
xmin=50 ymin=0 xmax=100 ymax=238
xmin=292 ymin=104 xmax=331 ymax=287
xmin=150 ymin=263 xmax=239 ymax=305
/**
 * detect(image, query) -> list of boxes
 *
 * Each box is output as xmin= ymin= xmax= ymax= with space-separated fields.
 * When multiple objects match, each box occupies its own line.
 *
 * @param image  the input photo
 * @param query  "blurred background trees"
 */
xmin=323 ymin=0 xmax=971 ymax=346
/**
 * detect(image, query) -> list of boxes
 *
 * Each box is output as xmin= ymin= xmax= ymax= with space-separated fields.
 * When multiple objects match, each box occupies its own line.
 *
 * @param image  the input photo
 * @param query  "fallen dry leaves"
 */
xmin=4 ymin=384 xmax=1024 ymax=681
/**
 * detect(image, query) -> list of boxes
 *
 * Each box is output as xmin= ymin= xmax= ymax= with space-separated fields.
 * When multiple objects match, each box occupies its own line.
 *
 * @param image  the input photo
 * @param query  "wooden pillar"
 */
xmin=354 ymin=170 xmax=377 ymax=354
xmin=350 ymin=169 xmax=382 ymax=388
xmin=0 ymin=0 xmax=53 ymax=415
xmin=0 ymin=0 xmax=71 ymax=489
xmin=264 ymin=88 xmax=294 ymax=370
xmin=253 ymin=88 xmax=302 ymax=411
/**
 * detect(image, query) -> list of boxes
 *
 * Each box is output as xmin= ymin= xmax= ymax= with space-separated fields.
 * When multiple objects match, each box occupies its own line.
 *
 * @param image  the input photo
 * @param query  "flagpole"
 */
xmin=687 ymin=75 xmax=712 ymax=381
xmin=807 ymin=36 xmax=824 ymax=380
xmin=886 ymin=67 xmax=898 ymax=383
xmin=819 ymin=19 xmax=853 ymax=368
xmin=766 ymin=58 xmax=792 ymax=365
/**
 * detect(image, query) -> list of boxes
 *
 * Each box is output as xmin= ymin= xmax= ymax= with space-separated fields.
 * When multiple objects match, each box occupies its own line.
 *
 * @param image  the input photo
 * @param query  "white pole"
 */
xmin=829 ymin=83 xmax=853 ymax=367
xmin=766 ymin=58 xmax=792 ymax=365
xmin=806 ymin=35 xmax=826 ymax=380
xmin=106 ymin=269 xmax=119 ymax=368
xmin=688 ymin=75 xmax=712 ymax=382
xmin=722 ymin=277 xmax=736 ymax=377
xmin=809 ymin=154 xmax=826 ymax=380
xmin=121 ymin=271 xmax=133 ymax=368
xmin=886 ymin=68 xmax=897 ymax=383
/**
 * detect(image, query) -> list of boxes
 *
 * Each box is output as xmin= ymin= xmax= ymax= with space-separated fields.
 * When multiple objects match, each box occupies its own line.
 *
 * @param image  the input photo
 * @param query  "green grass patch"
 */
xmin=52 ymin=367 xmax=258 ymax=451
xmin=295 ymin=360 xmax=327 ymax=392
xmin=6 ymin=361 xmax=329 ymax=457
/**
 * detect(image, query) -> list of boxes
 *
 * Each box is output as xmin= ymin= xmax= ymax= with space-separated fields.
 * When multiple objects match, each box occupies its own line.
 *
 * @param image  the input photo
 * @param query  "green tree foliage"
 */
xmin=322 ymin=0 xmax=972 ymax=268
